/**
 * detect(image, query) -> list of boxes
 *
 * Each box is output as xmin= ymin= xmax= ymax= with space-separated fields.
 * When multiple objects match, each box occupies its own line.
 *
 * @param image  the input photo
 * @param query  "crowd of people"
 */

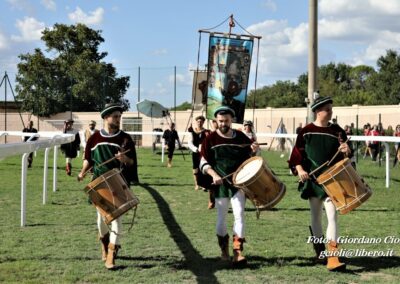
xmin=360 ymin=122 xmax=400 ymax=165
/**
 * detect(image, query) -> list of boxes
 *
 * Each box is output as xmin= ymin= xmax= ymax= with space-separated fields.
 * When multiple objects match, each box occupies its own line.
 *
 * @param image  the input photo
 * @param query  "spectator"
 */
xmin=210 ymin=119 xmax=218 ymax=132
xmin=394 ymin=125 xmax=400 ymax=166
xmin=162 ymin=122 xmax=181 ymax=168
xmin=22 ymin=120 xmax=38 ymax=168
xmin=296 ymin=123 xmax=303 ymax=135
xmin=363 ymin=124 xmax=372 ymax=159
xmin=84 ymin=120 xmax=98 ymax=143
xmin=277 ymin=123 xmax=287 ymax=157
xmin=368 ymin=125 xmax=380 ymax=161
xmin=60 ymin=119 xmax=81 ymax=176
xmin=243 ymin=120 xmax=261 ymax=156
xmin=386 ymin=125 xmax=394 ymax=136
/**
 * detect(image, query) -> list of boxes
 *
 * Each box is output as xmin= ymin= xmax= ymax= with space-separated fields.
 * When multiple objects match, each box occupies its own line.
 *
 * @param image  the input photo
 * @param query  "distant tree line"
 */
xmin=176 ymin=49 xmax=400 ymax=110
xmin=245 ymin=49 xmax=400 ymax=108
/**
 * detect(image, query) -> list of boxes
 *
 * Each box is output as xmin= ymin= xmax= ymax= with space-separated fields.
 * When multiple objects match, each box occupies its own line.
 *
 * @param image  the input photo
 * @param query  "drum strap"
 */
xmin=105 ymin=205 xmax=138 ymax=235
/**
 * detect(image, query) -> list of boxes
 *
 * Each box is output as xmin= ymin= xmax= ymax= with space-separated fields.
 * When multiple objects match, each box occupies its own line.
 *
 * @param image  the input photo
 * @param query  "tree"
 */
xmin=366 ymin=50 xmax=400 ymax=105
xmin=174 ymin=101 xmax=192 ymax=111
xmin=247 ymin=80 xmax=306 ymax=108
xmin=15 ymin=23 xmax=130 ymax=117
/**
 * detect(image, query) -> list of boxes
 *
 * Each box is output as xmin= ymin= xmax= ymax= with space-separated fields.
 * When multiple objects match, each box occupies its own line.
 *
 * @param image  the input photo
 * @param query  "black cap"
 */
xmin=213 ymin=106 xmax=235 ymax=118
xmin=243 ymin=120 xmax=253 ymax=127
xmin=101 ymin=103 xmax=124 ymax=118
xmin=195 ymin=115 xmax=205 ymax=121
xmin=311 ymin=96 xmax=333 ymax=112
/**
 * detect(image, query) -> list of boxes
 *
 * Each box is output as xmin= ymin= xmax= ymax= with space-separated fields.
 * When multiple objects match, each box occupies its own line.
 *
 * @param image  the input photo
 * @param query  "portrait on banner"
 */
xmin=206 ymin=36 xmax=253 ymax=123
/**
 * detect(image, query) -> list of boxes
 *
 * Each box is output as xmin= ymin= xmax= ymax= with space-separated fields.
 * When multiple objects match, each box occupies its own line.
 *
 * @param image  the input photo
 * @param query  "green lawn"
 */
xmin=0 ymin=147 xmax=399 ymax=283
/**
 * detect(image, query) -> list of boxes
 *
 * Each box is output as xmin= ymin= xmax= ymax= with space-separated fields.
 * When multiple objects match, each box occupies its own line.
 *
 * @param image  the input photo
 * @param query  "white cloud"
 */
xmin=351 ymin=31 xmax=400 ymax=65
xmin=261 ymin=0 xmax=277 ymax=12
xmin=11 ymin=17 xmax=45 ymax=42
xmin=247 ymin=20 xmax=308 ymax=82
xmin=0 ymin=31 xmax=9 ymax=49
xmin=153 ymin=48 xmax=168 ymax=56
xmin=320 ymin=0 xmax=400 ymax=17
xmin=168 ymin=73 xmax=186 ymax=85
xmin=319 ymin=0 xmax=400 ymax=66
xmin=68 ymin=6 xmax=104 ymax=26
xmin=7 ymin=0 xmax=31 ymax=11
xmin=244 ymin=0 xmax=400 ymax=84
xmin=41 ymin=0 xmax=56 ymax=11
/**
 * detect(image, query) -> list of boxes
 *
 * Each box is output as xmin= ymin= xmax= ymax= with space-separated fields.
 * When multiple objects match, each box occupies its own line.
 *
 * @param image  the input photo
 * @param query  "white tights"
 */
xmin=309 ymin=196 xmax=338 ymax=241
xmin=216 ymin=190 xmax=246 ymax=238
xmin=97 ymin=210 xmax=122 ymax=245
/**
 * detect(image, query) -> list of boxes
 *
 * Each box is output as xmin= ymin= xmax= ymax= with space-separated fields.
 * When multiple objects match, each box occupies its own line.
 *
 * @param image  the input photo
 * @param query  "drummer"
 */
xmin=200 ymin=106 xmax=259 ymax=266
xmin=288 ymin=96 xmax=352 ymax=271
xmin=77 ymin=103 xmax=139 ymax=270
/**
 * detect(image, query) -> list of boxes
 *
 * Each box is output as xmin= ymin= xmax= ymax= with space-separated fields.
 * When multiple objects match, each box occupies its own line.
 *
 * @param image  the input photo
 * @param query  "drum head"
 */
xmin=234 ymin=157 xmax=263 ymax=184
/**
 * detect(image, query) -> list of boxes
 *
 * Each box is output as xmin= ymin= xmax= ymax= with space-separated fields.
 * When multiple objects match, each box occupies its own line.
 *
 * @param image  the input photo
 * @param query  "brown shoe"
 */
xmin=66 ymin=163 xmax=72 ymax=176
xmin=313 ymin=241 xmax=327 ymax=265
xmin=232 ymin=235 xmax=247 ymax=266
xmin=217 ymin=234 xmax=230 ymax=261
xmin=99 ymin=233 xmax=110 ymax=261
xmin=105 ymin=243 xmax=117 ymax=269
xmin=327 ymin=241 xmax=346 ymax=271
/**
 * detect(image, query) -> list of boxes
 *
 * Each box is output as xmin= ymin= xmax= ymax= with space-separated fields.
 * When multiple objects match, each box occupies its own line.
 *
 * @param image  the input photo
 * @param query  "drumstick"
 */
xmin=298 ymin=137 xmax=350 ymax=182
xmin=81 ymin=149 xmax=131 ymax=177
xmin=327 ymin=138 xmax=350 ymax=166
xmin=237 ymin=142 xmax=268 ymax=147
xmin=308 ymin=160 xmax=329 ymax=177
xmin=221 ymin=171 xmax=235 ymax=180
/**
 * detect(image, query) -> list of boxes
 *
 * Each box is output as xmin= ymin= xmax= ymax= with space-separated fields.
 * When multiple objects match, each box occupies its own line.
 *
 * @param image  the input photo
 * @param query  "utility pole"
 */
xmin=137 ymin=66 xmax=141 ymax=118
xmin=174 ymin=66 xmax=176 ymax=122
xmin=307 ymin=0 xmax=318 ymax=123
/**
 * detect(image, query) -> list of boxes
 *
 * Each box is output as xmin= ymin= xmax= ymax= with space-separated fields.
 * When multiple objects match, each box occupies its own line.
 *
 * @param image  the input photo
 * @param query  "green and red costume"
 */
xmin=289 ymin=123 xmax=351 ymax=200
xmin=84 ymin=129 xmax=139 ymax=185
xmin=200 ymin=130 xmax=252 ymax=198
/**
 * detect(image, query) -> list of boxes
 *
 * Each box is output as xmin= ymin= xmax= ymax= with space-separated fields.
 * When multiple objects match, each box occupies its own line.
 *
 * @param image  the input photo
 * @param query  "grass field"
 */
xmin=0 ymin=147 xmax=399 ymax=283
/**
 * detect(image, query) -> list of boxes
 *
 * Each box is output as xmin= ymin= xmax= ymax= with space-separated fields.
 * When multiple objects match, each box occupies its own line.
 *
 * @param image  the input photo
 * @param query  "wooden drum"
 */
xmin=233 ymin=156 xmax=286 ymax=210
xmin=84 ymin=169 xmax=139 ymax=224
xmin=316 ymin=158 xmax=372 ymax=214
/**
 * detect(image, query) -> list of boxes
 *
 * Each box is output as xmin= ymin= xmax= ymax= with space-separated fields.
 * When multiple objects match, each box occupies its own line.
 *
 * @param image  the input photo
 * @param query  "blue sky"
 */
xmin=1 ymin=0 xmax=400 ymax=109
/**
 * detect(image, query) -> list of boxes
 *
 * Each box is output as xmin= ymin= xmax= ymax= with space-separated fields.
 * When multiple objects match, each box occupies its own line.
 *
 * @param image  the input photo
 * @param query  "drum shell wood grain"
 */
xmin=233 ymin=156 xmax=286 ymax=210
xmin=317 ymin=158 xmax=372 ymax=214
xmin=84 ymin=169 xmax=139 ymax=224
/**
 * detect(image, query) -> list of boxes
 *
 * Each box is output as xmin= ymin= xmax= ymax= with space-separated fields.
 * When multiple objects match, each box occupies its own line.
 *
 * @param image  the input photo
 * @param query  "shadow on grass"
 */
xmin=248 ymin=255 xmax=400 ymax=273
xmin=139 ymin=182 xmax=276 ymax=283
xmin=346 ymin=256 xmax=400 ymax=273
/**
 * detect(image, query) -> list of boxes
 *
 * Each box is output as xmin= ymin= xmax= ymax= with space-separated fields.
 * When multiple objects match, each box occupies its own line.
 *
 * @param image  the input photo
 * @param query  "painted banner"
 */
xmin=191 ymin=70 xmax=208 ymax=110
xmin=206 ymin=35 xmax=253 ymax=123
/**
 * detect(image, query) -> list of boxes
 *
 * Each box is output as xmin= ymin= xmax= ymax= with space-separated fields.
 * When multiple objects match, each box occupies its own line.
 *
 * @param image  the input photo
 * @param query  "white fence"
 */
xmin=0 ymin=131 xmax=75 ymax=227
xmin=1 ymin=131 xmax=399 ymax=227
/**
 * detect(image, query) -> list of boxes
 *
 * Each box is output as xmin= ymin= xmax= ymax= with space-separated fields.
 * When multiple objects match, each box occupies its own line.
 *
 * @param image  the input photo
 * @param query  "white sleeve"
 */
xmin=188 ymin=133 xmax=198 ymax=152
xmin=200 ymin=156 xmax=211 ymax=174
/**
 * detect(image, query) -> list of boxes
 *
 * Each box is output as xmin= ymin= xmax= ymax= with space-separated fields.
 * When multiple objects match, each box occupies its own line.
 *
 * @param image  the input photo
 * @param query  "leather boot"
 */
xmin=99 ymin=233 xmax=110 ymax=261
xmin=217 ymin=234 xmax=230 ymax=261
xmin=105 ymin=243 xmax=117 ymax=269
xmin=232 ymin=235 xmax=247 ymax=266
xmin=313 ymin=242 xmax=327 ymax=265
xmin=208 ymin=190 xmax=215 ymax=209
xmin=193 ymin=174 xmax=199 ymax=190
xmin=114 ymin=245 xmax=121 ymax=259
xmin=167 ymin=159 xmax=172 ymax=168
xmin=66 ymin=163 xmax=72 ymax=176
xmin=327 ymin=241 xmax=346 ymax=271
